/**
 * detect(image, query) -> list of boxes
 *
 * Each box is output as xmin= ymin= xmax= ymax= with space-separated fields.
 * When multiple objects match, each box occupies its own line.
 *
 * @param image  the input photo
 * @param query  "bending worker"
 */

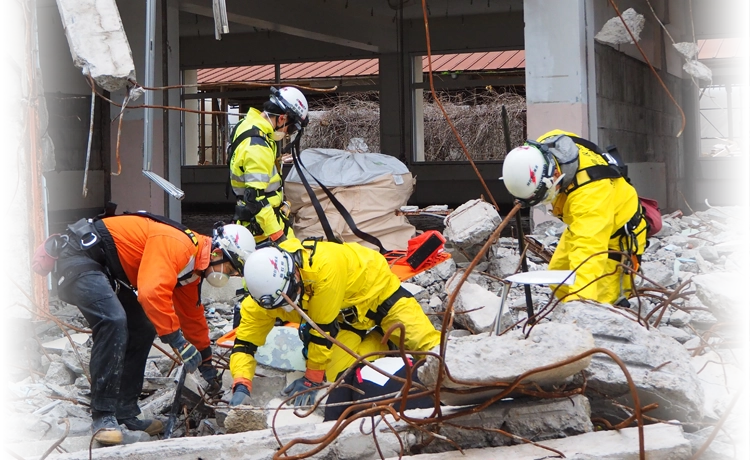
xmin=501 ymin=129 xmax=647 ymax=306
xmin=36 ymin=211 xmax=254 ymax=445
xmin=228 ymin=86 xmax=309 ymax=244
xmin=228 ymin=238 xmax=441 ymax=416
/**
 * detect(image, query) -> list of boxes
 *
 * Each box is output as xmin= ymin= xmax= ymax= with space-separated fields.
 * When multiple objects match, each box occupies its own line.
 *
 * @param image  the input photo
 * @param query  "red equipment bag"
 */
xmin=32 ymin=234 xmax=68 ymax=276
xmin=639 ymin=197 xmax=662 ymax=237
xmin=406 ymin=230 xmax=446 ymax=271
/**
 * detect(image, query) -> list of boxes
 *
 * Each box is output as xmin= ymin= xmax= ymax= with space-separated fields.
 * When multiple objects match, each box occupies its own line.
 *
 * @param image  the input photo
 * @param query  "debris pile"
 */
xmin=7 ymin=201 xmax=747 ymax=459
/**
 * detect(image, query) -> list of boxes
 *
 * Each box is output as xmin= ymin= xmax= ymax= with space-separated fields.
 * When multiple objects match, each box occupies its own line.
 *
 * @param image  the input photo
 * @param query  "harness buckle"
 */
xmin=341 ymin=307 xmax=358 ymax=326
xmin=80 ymin=232 xmax=99 ymax=248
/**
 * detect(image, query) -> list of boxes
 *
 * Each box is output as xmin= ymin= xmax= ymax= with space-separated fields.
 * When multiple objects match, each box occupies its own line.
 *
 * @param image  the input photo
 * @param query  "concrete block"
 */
xmin=443 ymin=200 xmax=501 ymax=248
xmin=385 ymin=423 xmax=691 ymax=460
xmin=445 ymin=275 xmax=501 ymax=333
xmin=419 ymin=323 xmax=593 ymax=406
xmin=691 ymin=272 xmax=745 ymax=321
xmin=55 ymin=0 xmax=136 ymax=91
xmin=641 ymin=261 xmax=678 ymax=287
xmin=42 ymin=333 xmax=89 ymax=354
xmin=224 ymin=409 xmax=268 ymax=433
xmin=45 ymin=361 xmax=74 ymax=386
xmin=554 ymin=301 xmax=704 ymax=424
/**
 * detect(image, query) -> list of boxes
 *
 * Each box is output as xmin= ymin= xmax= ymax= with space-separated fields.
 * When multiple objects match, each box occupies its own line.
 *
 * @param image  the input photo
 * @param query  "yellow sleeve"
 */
xmin=302 ymin=248 xmax=349 ymax=372
xmin=556 ymin=179 xmax=616 ymax=301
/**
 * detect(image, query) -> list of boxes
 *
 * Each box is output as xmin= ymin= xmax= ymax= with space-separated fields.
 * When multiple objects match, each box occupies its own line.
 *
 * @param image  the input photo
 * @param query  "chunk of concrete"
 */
xmin=200 ymin=276 xmax=245 ymax=303
xmin=554 ymin=301 xmax=704 ymax=424
xmin=445 ymin=275 xmax=502 ymax=333
xmin=224 ymin=408 xmax=268 ymax=433
xmin=55 ymin=0 xmax=136 ymax=91
xmin=691 ymin=272 xmax=745 ymax=321
xmin=443 ymin=200 xmax=501 ymax=247
xmin=690 ymin=351 xmax=745 ymax=420
xmin=42 ymin=333 xmax=89 ymax=354
xmin=419 ymin=323 xmax=593 ymax=406
xmin=45 ymin=361 xmax=74 ymax=386
xmin=595 ymin=8 xmax=646 ymax=45
xmin=384 ymin=423 xmax=691 ymax=460
xmin=641 ymin=261 xmax=678 ymax=287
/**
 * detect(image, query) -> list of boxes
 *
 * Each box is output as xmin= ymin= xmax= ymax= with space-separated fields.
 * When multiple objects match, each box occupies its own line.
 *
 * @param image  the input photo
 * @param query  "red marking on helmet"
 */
xmin=269 ymin=258 xmax=278 ymax=271
xmin=529 ymin=167 xmax=537 ymax=185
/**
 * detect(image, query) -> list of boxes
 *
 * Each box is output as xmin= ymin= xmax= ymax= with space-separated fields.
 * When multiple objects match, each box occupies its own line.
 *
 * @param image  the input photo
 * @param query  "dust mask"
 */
xmin=271 ymin=130 xmax=286 ymax=142
xmin=205 ymin=262 xmax=230 ymax=288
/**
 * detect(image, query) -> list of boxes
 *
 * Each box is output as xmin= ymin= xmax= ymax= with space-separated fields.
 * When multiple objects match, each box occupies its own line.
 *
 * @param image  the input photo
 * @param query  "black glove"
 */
xmin=282 ymin=376 xmax=323 ymax=408
xmin=230 ymin=384 xmax=252 ymax=406
xmin=198 ymin=347 xmax=221 ymax=395
xmin=160 ymin=330 xmax=201 ymax=374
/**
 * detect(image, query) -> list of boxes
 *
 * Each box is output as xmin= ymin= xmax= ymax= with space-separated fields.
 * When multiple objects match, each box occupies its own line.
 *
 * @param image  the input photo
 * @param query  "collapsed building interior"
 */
xmin=6 ymin=0 xmax=749 ymax=459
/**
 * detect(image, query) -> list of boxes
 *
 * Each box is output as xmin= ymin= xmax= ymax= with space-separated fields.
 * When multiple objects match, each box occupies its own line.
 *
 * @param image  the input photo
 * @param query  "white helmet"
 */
xmin=500 ymin=144 xmax=564 ymax=207
xmin=270 ymin=86 xmax=309 ymax=130
xmin=243 ymin=247 xmax=302 ymax=309
xmin=212 ymin=223 xmax=256 ymax=272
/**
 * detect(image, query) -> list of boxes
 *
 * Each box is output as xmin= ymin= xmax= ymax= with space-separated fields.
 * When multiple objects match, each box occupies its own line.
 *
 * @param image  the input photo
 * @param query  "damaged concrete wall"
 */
xmin=595 ymin=41 xmax=688 ymax=212
xmin=0 ymin=0 xmax=31 ymax=321
xmin=0 ymin=0 xmax=54 ymax=321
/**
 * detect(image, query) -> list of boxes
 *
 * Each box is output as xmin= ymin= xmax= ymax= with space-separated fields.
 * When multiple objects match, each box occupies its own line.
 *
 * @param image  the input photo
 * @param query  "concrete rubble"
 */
xmin=55 ymin=0 xmax=136 ymax=91
xmin=8 ymin=203 xmax=747 ymax=459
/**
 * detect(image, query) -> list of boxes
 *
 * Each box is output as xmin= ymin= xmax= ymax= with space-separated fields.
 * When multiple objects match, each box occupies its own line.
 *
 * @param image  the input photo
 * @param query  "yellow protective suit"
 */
xmin=541 ymin=130 xmax=647 ymax=304
xmin=229 ymin=238 xmax=441 ymax=387
xmin=228 ymin=108 xmax=294 ymax=242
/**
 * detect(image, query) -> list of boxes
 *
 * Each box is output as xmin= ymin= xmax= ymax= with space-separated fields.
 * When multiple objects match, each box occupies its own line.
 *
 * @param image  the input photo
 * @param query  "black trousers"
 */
xmin=323 ymin=363 xmax=434 ymax=421
xmin=57 ymin=256 xmax=155 ymax=419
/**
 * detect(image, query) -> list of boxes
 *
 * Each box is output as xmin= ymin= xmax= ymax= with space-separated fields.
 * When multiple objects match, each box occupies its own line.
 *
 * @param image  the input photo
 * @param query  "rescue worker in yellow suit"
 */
xmin=501 ymin=129 xmax=647 ymax=306
xmin=228 ymin=238 xmax=441 ymax=417
xmin=228 ymin=87 xmax=309 ymax=244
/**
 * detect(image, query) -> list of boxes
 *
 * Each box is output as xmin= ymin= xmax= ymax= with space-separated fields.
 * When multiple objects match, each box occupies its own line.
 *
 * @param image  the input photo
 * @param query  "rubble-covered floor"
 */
xmin=5 ymin=203 xmax=749 ymax=460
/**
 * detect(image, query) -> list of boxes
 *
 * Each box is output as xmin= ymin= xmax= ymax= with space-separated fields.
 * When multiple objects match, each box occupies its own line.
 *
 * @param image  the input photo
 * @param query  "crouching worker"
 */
xmin=228 ymin=238 xmax=441 ymax=417
xmin=501 ymin=129 xmax=647 ymax=306
xmin=33 ymin=212 xmax=254 ymax=445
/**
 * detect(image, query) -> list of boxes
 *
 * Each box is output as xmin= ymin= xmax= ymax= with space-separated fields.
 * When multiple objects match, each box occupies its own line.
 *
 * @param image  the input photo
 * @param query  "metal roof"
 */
xmin=196 ymin=39 xmax=745 ymax=85
xmin=197 ymin=50 xmax=525 ymax=84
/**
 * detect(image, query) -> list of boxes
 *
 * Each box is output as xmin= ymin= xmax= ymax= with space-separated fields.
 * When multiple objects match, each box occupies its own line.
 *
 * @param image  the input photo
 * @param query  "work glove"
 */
xmin=198 ymin=347 xmax=221 ymax=395
xmin=282 ymin=375 xmax=323 ymax=408
xmin=160 ymin=330 xmax=201 ymax=374
xmin=230 ymin=384 xmax=252 ymax=406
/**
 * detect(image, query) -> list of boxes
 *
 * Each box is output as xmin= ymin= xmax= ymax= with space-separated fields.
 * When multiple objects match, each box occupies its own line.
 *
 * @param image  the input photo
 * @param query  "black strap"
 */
xmin=565 ymin=165 xmax=622 ymax=195
xmin=121 ymin=211 xmax=198 ymax=246
xmin=225 ymin=124 xmax=272 ymax=199
xmin=366 ymin=286 xmax=413 ymax=323
xmin=291 ymin=149 xmax=388 ymax=254
xmin=339 ymin=322 xmax=368 ymax=340
xmin=231 ymin=338 xmax=258 ymax=357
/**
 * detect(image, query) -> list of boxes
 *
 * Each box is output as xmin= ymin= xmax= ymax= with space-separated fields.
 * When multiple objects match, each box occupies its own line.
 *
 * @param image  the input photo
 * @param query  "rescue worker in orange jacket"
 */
xmin=501 ymin=129 xmax=647 ymax=305
xmin=228 ymin=238 xmax=441 ymax=412
xmin=229 ymin=87 xmax=309 ymax=244
xmin=48 ymin=212 xmax=254 ymax=445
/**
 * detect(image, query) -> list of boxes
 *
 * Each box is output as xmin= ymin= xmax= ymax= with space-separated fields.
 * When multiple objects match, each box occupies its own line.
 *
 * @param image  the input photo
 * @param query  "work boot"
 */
xmin=118 ymin=417 xmax=164 ymax=436
xmin=92 ymin=412 xmax=123 ymax=445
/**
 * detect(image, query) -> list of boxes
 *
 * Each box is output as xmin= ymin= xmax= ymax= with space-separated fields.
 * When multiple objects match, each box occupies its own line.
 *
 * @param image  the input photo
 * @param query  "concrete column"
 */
xmin=379 ymin=53 xmax=405 ymax=158
xmin=184 ymin=70 xmax=199 ymax=166
xmin=413 ymin=56 xmax=425 ymax=161
xmin=110 ymin=0 xmax=164 ymax=215
xmin=523 ymin=0 xmax=595 ymax=140
xmin=165 ymin=0 xmax=181 ymax=221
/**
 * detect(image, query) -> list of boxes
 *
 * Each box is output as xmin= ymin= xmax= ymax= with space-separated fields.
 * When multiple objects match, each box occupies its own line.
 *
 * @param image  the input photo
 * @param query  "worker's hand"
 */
xmin=282 ymin=376 xmax=322 ymax=408
xmin=161 ymin=330 xmax=201 ymax=374
xmin=198 ymin=348 xmax=221 ymax=395
xmin=230 ymin=384 xmax=252 ymax=406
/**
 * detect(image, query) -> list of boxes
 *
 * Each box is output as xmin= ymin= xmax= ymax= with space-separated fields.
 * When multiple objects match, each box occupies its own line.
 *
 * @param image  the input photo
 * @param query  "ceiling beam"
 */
xmin=180 ymin=0 xmax=395 ymax=52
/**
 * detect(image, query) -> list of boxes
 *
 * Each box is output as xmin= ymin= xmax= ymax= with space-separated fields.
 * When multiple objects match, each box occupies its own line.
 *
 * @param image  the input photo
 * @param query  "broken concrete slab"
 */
xmin=595 ymin=8 xmax=645 ymax=45
xmin=691 ymin=272 xmax=745 ymax=321
xmin=641 ymin=260 xmax=678 ymax=287
xmin=443 ymin=199 xmax=501 ymax=248
xmin=42 ymin=333 xmax=90 ymax=354
xmin=385 ymin=423 xmax=691 ymax=460
xmin=55 ymin=0 xmax=136 ymax=91
xmin=444 ymin=274 xmax=502 ymax=333
xmin=418 ymin=323 xmax=593 ymax=406
xmin=690 ymin=351 xmax=745 ymax=420
xmin=45 ymin=361 xmax=74 ymax=386
xmin=554 ymin=301 xmax=704 ymax=425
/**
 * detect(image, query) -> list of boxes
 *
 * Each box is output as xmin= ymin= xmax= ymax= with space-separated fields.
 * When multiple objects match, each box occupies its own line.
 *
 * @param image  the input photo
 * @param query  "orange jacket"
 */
xmin=102 ymin=216 xmax=212 ymax=350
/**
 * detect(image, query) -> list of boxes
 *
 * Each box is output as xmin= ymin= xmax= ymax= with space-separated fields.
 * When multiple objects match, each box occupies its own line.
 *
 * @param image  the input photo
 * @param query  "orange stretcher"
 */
xmin=216 ymin=249 xmax=451 ymax=349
